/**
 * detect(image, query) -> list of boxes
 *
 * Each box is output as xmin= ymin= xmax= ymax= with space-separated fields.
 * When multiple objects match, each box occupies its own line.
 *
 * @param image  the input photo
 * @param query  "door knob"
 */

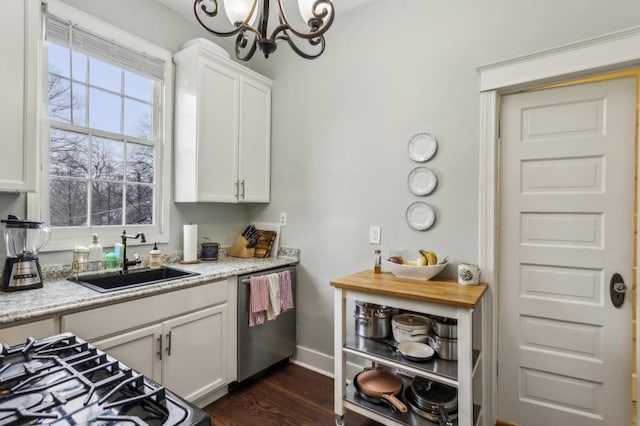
xmin=610 ymin=273 xmax=626 ymax=308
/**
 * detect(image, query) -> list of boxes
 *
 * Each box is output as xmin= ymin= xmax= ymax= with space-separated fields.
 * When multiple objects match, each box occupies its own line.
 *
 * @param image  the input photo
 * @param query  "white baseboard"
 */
xmin=292 ymin=344 xmax=364 ymax=381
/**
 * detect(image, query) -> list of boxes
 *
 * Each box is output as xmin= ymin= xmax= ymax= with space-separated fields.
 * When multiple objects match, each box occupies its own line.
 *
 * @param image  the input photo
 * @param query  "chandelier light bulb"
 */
xmin=224 ymin=0 xmax=257 ymax=26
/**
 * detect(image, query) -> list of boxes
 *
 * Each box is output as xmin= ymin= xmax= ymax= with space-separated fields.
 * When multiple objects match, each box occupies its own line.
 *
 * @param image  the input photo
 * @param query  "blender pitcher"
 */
xmin=2 ymin=215 xmax=51 ymax=292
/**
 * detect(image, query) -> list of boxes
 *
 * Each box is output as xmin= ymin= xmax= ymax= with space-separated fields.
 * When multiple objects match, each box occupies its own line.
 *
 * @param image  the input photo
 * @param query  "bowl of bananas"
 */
xmin=382 ymin=250 xmax=448 ymax=281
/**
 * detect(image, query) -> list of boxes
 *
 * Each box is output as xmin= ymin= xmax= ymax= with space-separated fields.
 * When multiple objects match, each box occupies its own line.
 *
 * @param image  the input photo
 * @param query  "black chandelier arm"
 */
xmin=193 ymin=0 xmax=260 ymax=39
xmin=275 ymin=0 xmax=334 ymax=40
xmin=276 ymin=31 xmax=326 ymax=60
xmin=235 ymin=30 xmax=259 ymax=62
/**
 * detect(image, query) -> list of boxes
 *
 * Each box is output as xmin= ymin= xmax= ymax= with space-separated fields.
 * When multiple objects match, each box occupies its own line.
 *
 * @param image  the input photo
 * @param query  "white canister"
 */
xmin=458 ymin=263 xmax=480 ymax=285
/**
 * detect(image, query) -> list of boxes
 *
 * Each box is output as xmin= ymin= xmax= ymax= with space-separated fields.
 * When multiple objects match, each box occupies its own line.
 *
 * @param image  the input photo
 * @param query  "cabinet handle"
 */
xmin=241 ymin=180 xmax=245 ymax=199
xmin=166 ymin=331 xmax=172 ymax=356
xmin=235 ymin=181 xmax=239 ymax=198
xmin=156 ymin=335 xmax=162 ymax=361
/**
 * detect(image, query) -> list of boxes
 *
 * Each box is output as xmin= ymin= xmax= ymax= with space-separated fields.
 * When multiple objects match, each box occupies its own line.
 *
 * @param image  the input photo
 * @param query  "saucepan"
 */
xmin=427 ymin=316 xmax=457 ymax=339
xmin=426 ymin=333 xmax=458 ymax=361
xmin=354 ymin=368 xmax=408 ymax=413
xmin=405 ymin=376 xmax=457 ymax=426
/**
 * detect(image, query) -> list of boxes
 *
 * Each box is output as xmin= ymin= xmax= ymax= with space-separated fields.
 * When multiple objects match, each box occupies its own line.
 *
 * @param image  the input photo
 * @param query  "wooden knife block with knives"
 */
xmin=228 ymin=225 xmax=277 ymax=258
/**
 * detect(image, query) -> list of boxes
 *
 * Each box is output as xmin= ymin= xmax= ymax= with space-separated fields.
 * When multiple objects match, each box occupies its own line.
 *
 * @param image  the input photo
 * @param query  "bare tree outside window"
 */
xmin=47 ymin=43 xmax=155 ymax=228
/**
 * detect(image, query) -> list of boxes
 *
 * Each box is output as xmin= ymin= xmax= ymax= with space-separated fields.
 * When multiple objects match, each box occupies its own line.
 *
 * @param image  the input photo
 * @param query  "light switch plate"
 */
xmin=369 ymin=226 xmax=381 ymax=244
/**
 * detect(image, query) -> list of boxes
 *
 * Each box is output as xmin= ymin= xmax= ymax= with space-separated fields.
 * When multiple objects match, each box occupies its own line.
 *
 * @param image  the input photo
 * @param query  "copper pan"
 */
xmin=354 ymin=368 xmax=408 ymax=413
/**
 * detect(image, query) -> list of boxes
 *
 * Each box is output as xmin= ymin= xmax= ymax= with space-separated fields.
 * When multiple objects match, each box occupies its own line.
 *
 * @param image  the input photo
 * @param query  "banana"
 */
xmin=419 ymin=250 xmax=438 ymax=266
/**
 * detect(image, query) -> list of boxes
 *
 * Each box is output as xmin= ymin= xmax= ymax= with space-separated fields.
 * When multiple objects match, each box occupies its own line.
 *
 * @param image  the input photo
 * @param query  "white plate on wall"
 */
xmin=408 ymin=167 xmax=437 ymax=196
xmin=408 ymin=133 xmax=437 ymax=162
xmin=406 ymin=202 xmax=436 ymax=231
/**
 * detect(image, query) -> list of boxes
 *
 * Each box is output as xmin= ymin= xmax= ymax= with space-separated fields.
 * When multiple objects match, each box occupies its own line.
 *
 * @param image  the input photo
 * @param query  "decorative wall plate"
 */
xmin=406 ymin=202 xmax=436 ymax=231
xmin=408 ymin=167 xmax=437 ymax=196
xmin=408 ymin=133 xmax=437 ymax=162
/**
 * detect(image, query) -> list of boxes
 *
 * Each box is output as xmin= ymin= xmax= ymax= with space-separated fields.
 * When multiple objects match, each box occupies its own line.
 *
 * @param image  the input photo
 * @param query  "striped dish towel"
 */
xmin=279 ymin=270 xmax=294 ymax=311
xmin=249 ymin=275 xmax=269 ymax=327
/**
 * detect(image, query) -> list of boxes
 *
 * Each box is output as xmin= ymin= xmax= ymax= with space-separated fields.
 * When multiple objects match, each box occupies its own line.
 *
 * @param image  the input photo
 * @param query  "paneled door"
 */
xmin=498 ymin=77 xmax=636 ymax=425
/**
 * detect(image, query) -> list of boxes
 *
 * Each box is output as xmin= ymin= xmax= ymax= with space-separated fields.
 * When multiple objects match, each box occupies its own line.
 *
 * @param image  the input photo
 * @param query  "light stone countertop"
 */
xmin=0 ymin=254 xmax=298 ymax=325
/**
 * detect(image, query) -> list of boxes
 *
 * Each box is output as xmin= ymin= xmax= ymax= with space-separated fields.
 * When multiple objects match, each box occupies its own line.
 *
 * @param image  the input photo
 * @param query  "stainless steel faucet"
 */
xmin=121 ymin=230 xmax=146 ymax=273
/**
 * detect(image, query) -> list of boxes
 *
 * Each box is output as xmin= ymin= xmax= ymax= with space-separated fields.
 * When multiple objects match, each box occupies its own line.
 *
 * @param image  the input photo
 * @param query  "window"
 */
xmin=32 ymin=1 xmax=173 ymax=250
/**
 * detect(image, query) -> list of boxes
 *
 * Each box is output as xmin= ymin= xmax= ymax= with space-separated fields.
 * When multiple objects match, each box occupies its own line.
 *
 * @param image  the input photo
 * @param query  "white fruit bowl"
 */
xmin=382 ymin=260 xmax=447 ymax=281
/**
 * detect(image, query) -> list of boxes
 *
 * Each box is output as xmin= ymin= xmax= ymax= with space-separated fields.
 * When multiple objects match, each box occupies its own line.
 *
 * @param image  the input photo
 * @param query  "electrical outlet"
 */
xmin=279 ymin=212 xmax=287 ymax=226
xmin=369 ymin=226 xmax=381 ymax=244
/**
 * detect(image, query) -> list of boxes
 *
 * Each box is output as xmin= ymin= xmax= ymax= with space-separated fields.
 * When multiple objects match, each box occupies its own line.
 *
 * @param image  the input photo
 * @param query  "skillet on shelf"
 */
xmin=353 ymin=368 xmax=408 ymax=413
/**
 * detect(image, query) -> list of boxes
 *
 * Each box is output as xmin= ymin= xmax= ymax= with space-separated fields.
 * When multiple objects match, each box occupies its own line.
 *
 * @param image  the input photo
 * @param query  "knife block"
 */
xmin=227 ymin=235 xmax=255 ymax=258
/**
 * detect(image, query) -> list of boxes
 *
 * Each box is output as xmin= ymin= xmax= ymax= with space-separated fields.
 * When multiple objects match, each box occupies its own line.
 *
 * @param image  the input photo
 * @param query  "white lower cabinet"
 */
xmin=62 ymin=278 xmax=236 ymax=404
xmin=93 ymin=323 xmax=163 ymax=382
xmin=0 ymin=317 xmax=57 ymax=346
xmin=162 ymin=304 xmax=228 ymax=401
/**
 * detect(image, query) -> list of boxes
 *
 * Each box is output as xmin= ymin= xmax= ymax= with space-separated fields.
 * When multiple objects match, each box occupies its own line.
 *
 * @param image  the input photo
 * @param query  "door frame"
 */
xmin=477 ymin=26 xmax=640 ymax=425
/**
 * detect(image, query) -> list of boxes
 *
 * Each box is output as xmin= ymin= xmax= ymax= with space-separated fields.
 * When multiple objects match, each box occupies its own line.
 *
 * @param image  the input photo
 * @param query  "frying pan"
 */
xmin=354 ymin=368 xmax=408 ymax=413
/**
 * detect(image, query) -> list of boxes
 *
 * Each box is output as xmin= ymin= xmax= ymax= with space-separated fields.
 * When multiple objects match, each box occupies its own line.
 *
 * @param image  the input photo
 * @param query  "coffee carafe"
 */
xmin=2 ymin=215 xmax=51 ymax=292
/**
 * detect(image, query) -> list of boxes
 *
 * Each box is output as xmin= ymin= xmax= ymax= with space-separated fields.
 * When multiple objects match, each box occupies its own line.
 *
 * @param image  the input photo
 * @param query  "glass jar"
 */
xmin=374 ymin=249 xmax=382 ymax=274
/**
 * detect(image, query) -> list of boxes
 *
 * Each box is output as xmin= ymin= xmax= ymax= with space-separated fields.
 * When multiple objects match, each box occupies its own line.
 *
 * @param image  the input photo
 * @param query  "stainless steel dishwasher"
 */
xmin=234 ymin=265 xmax=296 ymax=386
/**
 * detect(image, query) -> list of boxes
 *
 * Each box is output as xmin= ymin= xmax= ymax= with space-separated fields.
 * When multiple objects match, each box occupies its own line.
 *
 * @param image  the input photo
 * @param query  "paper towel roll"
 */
xmin=183 ymin=224 xmax=198 ymax=262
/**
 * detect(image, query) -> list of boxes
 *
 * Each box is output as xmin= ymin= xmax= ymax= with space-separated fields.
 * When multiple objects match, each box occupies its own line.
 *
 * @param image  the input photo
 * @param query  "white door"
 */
xmin=498 ymin=77 xmax=636 ymax=426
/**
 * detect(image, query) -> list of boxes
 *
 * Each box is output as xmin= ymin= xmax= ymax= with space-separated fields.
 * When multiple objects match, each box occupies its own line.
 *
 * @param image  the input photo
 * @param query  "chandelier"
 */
xmin=193 ymin=0 xmax=335 ymax=61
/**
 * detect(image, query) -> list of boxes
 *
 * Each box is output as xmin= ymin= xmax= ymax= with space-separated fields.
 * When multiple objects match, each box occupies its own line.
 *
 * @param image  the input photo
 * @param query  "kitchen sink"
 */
xmin=68 ymin=266 xmax=199 ymax=293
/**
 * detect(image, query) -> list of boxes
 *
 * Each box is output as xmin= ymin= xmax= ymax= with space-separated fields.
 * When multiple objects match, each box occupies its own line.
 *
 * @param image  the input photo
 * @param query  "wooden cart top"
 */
xmin=330 ymin=270 xmax=488 ymax=309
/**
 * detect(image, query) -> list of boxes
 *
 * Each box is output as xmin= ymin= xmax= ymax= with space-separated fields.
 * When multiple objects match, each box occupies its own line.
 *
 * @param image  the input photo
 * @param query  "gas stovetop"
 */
xmin=0 ymin=333 xmax=210 ymax=425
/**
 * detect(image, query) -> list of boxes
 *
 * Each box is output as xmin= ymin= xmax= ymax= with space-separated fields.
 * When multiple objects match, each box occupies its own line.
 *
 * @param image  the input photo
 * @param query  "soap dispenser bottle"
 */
xmin=88 ymin=233 xmax=103 ymax=271
xmin=149 ymin=243 xmax=162 ymax=269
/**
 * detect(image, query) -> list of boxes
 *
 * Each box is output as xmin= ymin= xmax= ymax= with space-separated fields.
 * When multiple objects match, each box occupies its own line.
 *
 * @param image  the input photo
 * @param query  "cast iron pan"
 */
xmin=354 ymin=369 xmax=408 ymax=413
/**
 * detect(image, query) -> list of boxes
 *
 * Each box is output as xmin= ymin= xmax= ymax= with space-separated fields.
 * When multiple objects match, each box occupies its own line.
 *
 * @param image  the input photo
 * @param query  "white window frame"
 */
xmin=29 ymin=0 xmax=173 ymax=251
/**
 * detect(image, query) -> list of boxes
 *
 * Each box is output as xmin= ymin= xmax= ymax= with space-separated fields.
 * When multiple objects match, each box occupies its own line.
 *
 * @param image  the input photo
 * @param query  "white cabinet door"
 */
xmin=198 ymin=60 xmax=239 ymax=202
xmin=238 ymin=77 xmax=271 ymax=203
xmin=0 ymin=0 xmax=38 ymax=192
xmin=93 ymin=324 xmax=163 ymax=383
xmin=162 ymin=304 xmax=229 ymax=402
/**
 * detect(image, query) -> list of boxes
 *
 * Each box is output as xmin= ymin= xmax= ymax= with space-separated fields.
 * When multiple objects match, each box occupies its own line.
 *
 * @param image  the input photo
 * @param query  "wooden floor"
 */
xmin=205 ymin=363 xmax=381 ymax=425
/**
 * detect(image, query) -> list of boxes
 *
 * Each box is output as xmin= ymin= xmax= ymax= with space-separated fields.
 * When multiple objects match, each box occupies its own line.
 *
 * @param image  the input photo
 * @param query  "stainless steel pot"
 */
xmin=354 ymin=302 xmax=392 ymax=339
xmin=426 ymin=333 xmax=458 ymax=361
xmin=406 ymin=377 xmax=458 ymax=426
xmin=427 ymin=316 xmax=457 ymax=339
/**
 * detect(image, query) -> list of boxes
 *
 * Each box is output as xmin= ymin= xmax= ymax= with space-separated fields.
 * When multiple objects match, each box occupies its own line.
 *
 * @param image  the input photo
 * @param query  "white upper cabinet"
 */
xmin=0 ymin=0 xmax=38 ymax=192
xmin=174 ymin=39 xmax=273 ymax=203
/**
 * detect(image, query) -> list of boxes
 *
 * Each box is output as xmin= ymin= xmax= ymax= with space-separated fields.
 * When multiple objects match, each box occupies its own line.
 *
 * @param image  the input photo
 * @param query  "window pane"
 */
xmin=127 ymin=143 xmax=154 ymax=183
xmin=91 ymin=182 xmax=123 ymax=226
xmin=89 ymin=88 xmax=122 ymax=133
xmin=48 ymin=43 xmax=70 ymax=77
xmin=124 ymin=99 xmax=152 ymax=139
xmin=89 ymin=58 xmax=122 ymax=92
xmin=126 ymin=184 xmax=153 ymax=225
xmin=50 ymin=129 xmax=89 ymax=177
xmin=72 ymin=83 xmax=87 ymax=126
xmin=124 ymin=71 xmax=152 ymax=102
xmin=92 ymin=137 xmax=124 ymax=181
xmin=72 ymin=51 xmax=88 ymax=83
xmin=49 ymin=177 xmax=88 ymax=227
xmin=48 ymin=74 xmax=71 ymax=123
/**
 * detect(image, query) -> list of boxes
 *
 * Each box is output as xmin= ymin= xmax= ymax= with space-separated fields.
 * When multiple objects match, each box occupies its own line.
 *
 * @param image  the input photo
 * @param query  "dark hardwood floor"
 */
xmin=205 ymin=363 xmax=381 ymax=425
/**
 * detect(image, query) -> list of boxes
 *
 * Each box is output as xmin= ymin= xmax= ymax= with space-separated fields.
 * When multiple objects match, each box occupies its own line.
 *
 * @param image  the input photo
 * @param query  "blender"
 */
xmin=2 ymin=215 xmax=51 ymax=292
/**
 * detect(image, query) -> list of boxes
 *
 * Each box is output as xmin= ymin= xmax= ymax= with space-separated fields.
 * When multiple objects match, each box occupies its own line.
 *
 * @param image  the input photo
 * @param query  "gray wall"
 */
xmin=5 ymin=0 xmax=639 ymax=358
xmin=249 ymin=0 xmax=640 ymax=355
